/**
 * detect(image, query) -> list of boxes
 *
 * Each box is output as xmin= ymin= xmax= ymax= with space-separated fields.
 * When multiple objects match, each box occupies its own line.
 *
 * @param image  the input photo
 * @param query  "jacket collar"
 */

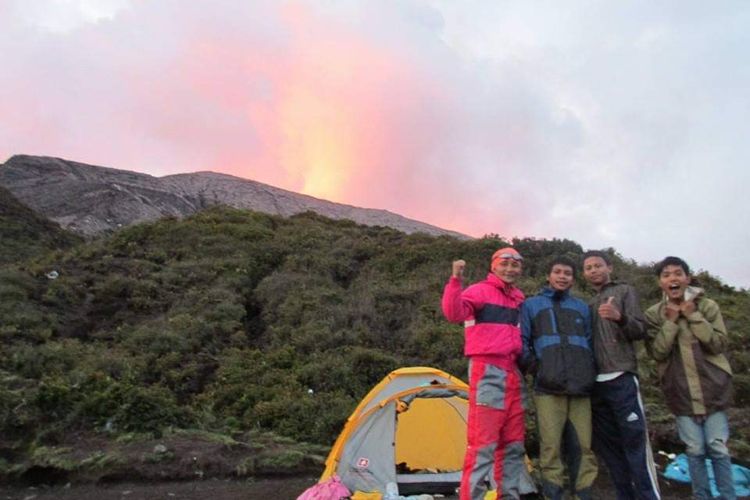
xmin=602 ymin=279 xmax=623 ymax=289
xmin=485 ymin=273 xmax=524 ymax=300
xmin=540 ymin=286 xmax=569 ymax=300
xmin=486 ymin=272 xmax=508 ymax=288
xmin=660 ymin=285 xmax=705 ymax=304
xmin=597 ymin=279 xmax=627 ymax=293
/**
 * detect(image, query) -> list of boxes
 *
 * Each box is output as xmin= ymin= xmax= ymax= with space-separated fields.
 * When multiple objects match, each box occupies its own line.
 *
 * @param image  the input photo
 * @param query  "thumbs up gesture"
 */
xmin=598 ymin=296 xmax=622 ymax=322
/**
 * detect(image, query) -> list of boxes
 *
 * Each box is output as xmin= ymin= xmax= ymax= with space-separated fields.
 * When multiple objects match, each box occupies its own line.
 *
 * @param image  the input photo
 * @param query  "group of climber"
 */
xmin=442 ymin=249 xmax=735 ymax=500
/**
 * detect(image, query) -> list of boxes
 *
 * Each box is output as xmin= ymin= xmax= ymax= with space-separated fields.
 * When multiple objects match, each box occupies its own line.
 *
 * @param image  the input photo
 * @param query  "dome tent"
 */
xmin=320 ymin=366 xmax=536 ymax=498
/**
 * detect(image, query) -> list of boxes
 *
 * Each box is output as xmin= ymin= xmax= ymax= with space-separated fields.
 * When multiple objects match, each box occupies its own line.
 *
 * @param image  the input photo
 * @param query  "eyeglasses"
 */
xmin=494 ymin=253 xmax=523 ymax=261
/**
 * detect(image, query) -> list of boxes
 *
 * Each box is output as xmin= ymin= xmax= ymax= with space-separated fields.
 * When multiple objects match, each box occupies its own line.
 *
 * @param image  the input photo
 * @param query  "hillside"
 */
xmin=0 ymin=154 xmax=466 ymax=239
xmin=0 ymin=206 xmax=748 ymax=485
xmin=0 ymin=185 xmax=80 ymax=266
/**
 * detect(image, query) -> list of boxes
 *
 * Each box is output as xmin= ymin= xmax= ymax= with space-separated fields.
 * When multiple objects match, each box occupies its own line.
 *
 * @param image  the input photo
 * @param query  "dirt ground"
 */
xmin=0 ymin=474 xmax=703 ymax=500
xmin=4 ymin=417 xmax=746 ymax=499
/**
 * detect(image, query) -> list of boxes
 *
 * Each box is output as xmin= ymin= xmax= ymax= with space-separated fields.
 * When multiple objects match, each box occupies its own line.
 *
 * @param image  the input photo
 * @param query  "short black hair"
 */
xmin=548 ymin=256 xmax=577 ymax=276
xmin=654 ymin=256 xmax=691 ymax=276
xmin=582 ymin=250 xmax=612 ymax=266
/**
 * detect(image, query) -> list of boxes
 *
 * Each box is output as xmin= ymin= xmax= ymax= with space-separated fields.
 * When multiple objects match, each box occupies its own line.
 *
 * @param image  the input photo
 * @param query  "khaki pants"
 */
xmin=534 ymin=393 xmax=597 ymax=499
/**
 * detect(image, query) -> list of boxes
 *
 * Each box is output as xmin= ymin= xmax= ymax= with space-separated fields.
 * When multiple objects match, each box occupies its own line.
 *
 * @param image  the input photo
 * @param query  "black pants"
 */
xmin=591 ymin=373 xmax=660 ymax=500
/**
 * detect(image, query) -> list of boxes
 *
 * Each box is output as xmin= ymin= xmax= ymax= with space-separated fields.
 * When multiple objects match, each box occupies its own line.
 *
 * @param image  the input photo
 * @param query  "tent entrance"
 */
xmin=394 ymin=393 xmax=466 ymax=495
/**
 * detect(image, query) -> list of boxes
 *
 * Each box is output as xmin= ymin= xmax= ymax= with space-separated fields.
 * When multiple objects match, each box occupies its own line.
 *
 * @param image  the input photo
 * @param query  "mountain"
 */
xmin=0 ymin=155 xmax=467 ymax=238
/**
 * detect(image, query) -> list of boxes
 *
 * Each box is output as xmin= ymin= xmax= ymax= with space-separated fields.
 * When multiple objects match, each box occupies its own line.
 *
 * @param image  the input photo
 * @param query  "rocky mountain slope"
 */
xmin=0 ymin=155 xmax=466 ymax=238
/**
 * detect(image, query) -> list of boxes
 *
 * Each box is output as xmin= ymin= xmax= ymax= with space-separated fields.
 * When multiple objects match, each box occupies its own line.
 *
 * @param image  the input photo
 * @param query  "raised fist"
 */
xmin=452 ymin=259 xmax=466 ymax=279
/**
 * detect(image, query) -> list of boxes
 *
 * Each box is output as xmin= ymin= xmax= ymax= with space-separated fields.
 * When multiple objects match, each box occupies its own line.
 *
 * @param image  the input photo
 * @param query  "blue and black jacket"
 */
xmin=520 ymin=287 xmax=596 ymax=396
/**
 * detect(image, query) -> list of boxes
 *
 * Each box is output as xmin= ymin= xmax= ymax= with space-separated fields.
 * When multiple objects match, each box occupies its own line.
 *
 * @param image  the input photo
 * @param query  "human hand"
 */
xmin=679 ymin=300 xmax=696 ymax=316
xmin=452 ymin=260 xmax=466 ymax=279
xmin=598 ymin=296 xmax=622 ymax=322
xmin=664 ymin=303 xmax=680 ymax=322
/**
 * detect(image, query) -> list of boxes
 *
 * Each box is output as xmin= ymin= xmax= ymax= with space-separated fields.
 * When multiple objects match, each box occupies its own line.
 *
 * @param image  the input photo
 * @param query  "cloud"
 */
xmin=5 ymin=0 xmax=130 ymax=34
xmin=1 ymin=0 xmax=748 ymax=286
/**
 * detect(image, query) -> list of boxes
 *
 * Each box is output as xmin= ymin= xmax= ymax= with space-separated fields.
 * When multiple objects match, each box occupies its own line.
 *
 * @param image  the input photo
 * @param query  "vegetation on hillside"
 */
xmin=0 ymin=186 xmax=80 ymax=266
xmin=1 ymin=205 xmax=749 ymax=482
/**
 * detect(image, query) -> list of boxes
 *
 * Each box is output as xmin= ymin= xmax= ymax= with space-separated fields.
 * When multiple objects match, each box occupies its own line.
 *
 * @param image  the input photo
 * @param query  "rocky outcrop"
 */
xmin=0 ymin=155 xmax=467 ymax=238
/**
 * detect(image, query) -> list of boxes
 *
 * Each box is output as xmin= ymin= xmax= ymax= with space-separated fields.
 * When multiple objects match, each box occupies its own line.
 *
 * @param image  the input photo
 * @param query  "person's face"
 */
xmin=582 ymin=256 xmax=612 ymax=288
xmin=493 ymin=259 xmax=523 ymax=284
xmin=659 ymin=264 xmax=691 ymax=302
xmin=548 ymin=264 xmax=574 ymax=291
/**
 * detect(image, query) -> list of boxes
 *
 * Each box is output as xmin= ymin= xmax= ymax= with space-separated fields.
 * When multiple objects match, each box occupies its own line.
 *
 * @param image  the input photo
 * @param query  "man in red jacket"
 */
xmin=442 ymin=247 xmax=527 ymax=500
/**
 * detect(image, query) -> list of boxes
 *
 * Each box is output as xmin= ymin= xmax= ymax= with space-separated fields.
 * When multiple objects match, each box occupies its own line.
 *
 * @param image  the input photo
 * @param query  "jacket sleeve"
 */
xmin=583 ymin=302 xmax=593 ymax=349
xmin=441 ymin=277 xmax=482 ymax=324
xmin=645 ymin=305 xmax=679 ymax=361
xmin=686 ymin=299 xmax=728 ymax=355
xmin=618 ymin=285 xmax=647 ymax=340
xmin=519 ymin=301 xmax=536 ymax=374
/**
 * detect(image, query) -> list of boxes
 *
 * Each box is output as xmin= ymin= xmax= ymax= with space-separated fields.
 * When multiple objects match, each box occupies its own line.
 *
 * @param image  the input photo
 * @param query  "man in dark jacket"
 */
xmin=645 ymin=256 xmax=736 ymax=500
xmin=582 ymin=250 xmax=660 ymax=500
xmin=520 ymin=256 xmax=597 ymax=500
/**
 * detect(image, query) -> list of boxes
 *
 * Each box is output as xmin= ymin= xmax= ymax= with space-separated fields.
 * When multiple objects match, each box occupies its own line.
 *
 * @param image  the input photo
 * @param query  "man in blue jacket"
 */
xmin=520 ymin=256 xmax=597 ymax=500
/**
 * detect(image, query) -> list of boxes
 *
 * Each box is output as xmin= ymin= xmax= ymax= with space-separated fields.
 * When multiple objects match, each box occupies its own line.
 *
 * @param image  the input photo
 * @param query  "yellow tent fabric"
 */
xmin=321 ymin=366 xmax=469 ymax=495
xmin=394 ymin=395 xmax=467 ymax=470
xmin=350 ymin=492 xmax=382 ymax=500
